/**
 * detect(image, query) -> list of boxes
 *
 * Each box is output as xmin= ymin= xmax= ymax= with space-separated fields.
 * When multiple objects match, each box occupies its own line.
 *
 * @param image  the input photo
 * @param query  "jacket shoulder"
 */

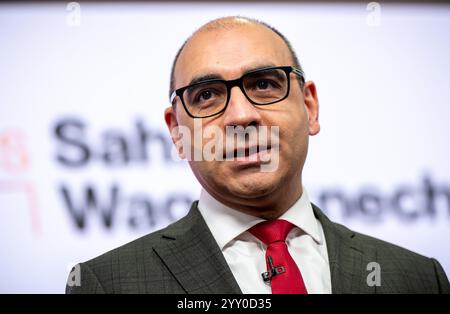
xmin=66 ymin=210 xmax=194 ymax=294
xmin=325 ymin=215 xmax=450 ymax=293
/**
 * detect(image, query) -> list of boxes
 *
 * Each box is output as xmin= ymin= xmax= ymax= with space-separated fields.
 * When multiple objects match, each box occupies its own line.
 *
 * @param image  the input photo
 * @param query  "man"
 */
xmin=66 ymin=16 xmax=449 ymax=294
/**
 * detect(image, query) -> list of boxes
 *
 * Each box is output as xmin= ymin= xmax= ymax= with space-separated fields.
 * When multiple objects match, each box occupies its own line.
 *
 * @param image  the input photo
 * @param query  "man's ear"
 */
xmin=164 ymin=106 xmax=185 ymax=159
xmin=303 ymin=81 xmax=320 ymax=135
xmin=164 ymin=106 xmax=179 ymax=142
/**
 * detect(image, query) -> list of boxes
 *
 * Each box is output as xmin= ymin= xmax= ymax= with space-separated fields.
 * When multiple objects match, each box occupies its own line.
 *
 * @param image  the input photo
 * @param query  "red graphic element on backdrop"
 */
xmin=0 ymin=181 xmax=42 ymax=235
xmin=0 ymin=129 xmax=41 ymax=234
xmin=0 ymin=129 xmax=29 ymax=173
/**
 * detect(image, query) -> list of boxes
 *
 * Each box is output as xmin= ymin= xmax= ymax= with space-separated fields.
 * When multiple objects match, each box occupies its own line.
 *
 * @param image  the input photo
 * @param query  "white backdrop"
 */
xmin=0 ymin=2 xmax=449 ymax=293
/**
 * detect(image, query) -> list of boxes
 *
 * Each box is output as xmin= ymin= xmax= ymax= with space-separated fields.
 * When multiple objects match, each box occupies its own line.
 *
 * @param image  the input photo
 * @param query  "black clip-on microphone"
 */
xmin=261 ymin=255 xmax=285 ymax=284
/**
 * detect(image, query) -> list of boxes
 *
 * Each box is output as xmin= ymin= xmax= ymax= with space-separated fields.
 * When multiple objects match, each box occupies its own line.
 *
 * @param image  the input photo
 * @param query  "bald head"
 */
xmin=169 ymin=16 xmax=303 ymax=99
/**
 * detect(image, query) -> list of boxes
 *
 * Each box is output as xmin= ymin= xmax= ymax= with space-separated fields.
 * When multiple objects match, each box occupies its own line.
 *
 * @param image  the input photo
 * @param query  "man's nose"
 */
xmin=222 ymin=86 xmax=263 ymax=127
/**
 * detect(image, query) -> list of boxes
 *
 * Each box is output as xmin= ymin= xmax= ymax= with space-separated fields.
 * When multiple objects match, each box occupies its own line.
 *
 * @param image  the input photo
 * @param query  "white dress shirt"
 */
xmin=197 ymin=188 xmax=332 ymax=294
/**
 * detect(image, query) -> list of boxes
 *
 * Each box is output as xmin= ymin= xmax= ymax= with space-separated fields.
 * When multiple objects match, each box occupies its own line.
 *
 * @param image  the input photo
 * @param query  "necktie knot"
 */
xmin=249 ymin=219 xmax=295 ymax=245
xmin=248 ymin=219 xmax=307 ymax=294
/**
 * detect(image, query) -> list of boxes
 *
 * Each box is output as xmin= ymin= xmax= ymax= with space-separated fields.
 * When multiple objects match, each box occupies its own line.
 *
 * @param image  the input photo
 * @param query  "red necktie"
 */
xmin=249 ymin=219 xmax=308 ymax=294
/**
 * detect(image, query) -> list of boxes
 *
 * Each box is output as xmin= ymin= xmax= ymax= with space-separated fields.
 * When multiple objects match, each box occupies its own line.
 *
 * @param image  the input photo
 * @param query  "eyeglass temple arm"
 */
xmin=292 ymin=67 xmax=305 ymax=82
xmin=170 ymin=91 xmax=177 ymax=104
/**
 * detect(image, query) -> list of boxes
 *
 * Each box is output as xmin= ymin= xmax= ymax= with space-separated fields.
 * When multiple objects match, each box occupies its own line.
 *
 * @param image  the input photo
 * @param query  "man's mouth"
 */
xmin=224 ymin=145 xmax=272 ymax=160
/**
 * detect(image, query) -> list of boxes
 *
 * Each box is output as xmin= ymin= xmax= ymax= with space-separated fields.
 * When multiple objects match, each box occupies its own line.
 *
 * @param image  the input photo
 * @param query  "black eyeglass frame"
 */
xmin=170 ymin=65 xmax=305 ymax=119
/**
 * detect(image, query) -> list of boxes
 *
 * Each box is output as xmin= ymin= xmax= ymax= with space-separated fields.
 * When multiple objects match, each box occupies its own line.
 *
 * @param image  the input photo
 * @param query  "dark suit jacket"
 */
xmin=66 ymin=202 xmax=450 ymax=294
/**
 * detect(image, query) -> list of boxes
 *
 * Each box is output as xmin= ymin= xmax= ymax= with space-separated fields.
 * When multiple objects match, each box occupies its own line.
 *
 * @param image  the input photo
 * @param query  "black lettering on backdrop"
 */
xmin=422 ymin=176 xmax=450 ymax=218
xmin=60 ymin=184 xmax=118 ymax=229
xmin=358 ymin=191 xmax=383 ymax=221
xmin=136 ymin=120 xmax=173 ymax=162
xmin=53 ymin=116 xmax=196 ymax=232
xmin=59 ymin=182 xmax=193 ymax=231
xmin=54 ymin=118 xmax=90 ymax=167
xmin=318 ymin=175 xmax=450 ymax=223
xmin=318 ymin=190 xmax=353 ymax=218
xmin=53 ymin=117 xmax=175 ymax=168
xmin=128 ymin=195 xmax=156 ymax=228
xmin=102 ymin=131 xmax=131 ymax=166
xmin=392 ymin=187 xmax=418 ymax=221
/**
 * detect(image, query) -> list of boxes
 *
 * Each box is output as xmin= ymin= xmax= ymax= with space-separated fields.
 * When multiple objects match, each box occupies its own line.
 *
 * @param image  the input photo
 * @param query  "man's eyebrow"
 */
xmin=242 ymin=62 xmax=277 ymax=75
xmin=186 ymin=62 xmax=278 ymax=86
xmin=188 ymin=74 xmax=223 ymax=86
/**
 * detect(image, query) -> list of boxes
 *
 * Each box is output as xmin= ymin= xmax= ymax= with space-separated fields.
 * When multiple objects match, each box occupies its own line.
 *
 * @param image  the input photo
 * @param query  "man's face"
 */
xmin=165 ymin=22 xmax=319 ymax=213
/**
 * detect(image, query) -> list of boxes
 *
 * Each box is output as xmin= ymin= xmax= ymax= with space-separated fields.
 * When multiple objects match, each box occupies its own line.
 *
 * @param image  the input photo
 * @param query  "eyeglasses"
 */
xmin=170 ymin=66 xmax=305 ymax=118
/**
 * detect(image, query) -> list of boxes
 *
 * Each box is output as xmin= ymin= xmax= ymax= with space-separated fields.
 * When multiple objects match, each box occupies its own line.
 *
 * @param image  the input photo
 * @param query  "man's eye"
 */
xmin=195 ymin=90 xmax=217 ymax=103
xmin=200 ymin=90 xmax=213 ymax=100
xmin=257 ymin=80 xmax=269 ymax=89
xmin=253 ymin=79 xmax=280 ymax=91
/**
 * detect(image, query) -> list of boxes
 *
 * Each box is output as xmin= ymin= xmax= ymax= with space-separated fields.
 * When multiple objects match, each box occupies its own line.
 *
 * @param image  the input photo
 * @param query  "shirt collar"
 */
xmin=197 ymin=187 xmax=323 ymax=250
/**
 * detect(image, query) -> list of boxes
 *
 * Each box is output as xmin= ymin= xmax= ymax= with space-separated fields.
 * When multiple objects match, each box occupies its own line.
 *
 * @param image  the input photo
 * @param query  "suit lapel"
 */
xmin=312 ymin=204 xmax=377 ymax=294
xmin=153 ymin=202 xmax=242 ymax=294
